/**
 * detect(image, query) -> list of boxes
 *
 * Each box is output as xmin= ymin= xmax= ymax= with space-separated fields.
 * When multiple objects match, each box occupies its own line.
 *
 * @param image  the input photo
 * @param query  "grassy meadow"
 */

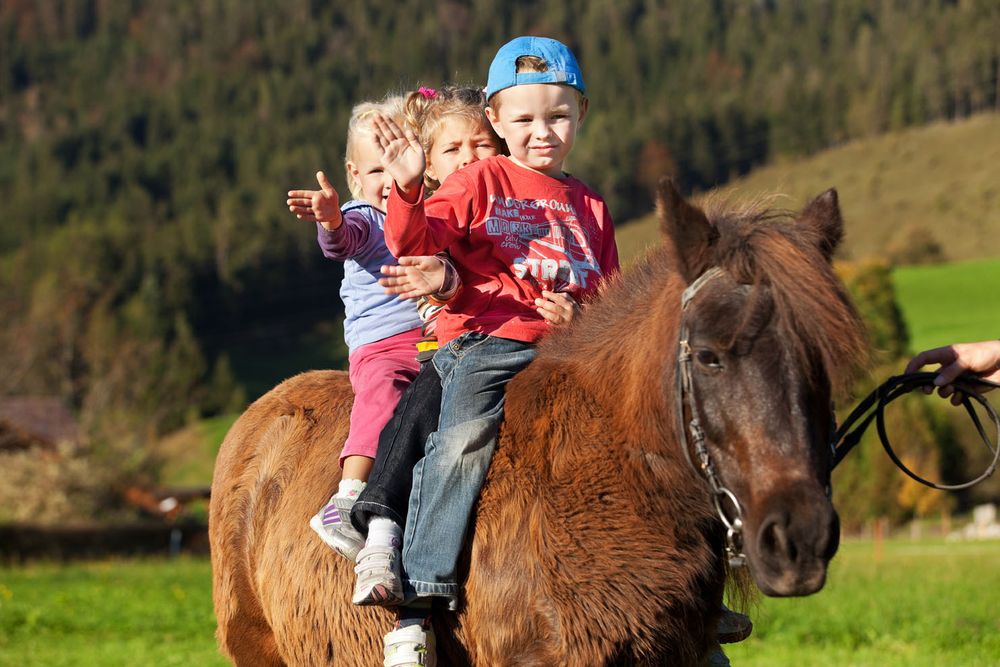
xmin=892 ymin=257 xmax=1000 ymax=353
xmin=728 ymin=537 xmax=1000 ymax=666
xmin=0 ymin=558 xmax=225 ymax=666
xmin=1 ymin=537 xmax=997 ymax=666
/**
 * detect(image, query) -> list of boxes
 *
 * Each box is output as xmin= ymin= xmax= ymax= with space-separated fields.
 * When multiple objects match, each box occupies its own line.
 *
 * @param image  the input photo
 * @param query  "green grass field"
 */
xmin=728 ymin=537 xmax=1000 ymax=666
xmin=1 ymin=538 xmax=997 ymax=666
xmin=0 ymin=558 xmax=226 ymax=666
xmin=892 ymin=257 xmax=1000 ymax=353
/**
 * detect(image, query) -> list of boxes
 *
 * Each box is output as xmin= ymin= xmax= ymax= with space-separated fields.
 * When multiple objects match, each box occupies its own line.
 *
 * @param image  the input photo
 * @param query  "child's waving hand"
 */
xmin=287 ymin=171 xmax=342 ymax=231
xmin=371 ymin=114 xmax=425 ymax=195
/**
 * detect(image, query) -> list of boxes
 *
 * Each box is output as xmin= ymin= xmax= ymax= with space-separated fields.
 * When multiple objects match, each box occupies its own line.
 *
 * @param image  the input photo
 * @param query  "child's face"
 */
xmin=426 ymin=116 xmax=499 ymax=185
xmin=486 ymin=84 xmax=587 ymax=179
xmin=347 ymin=135 xmax=394 ymax=210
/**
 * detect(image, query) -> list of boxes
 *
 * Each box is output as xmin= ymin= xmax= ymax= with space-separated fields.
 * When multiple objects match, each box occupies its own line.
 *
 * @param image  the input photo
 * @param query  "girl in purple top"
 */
xmin=287 ymin=96 xmax=459 ymax=559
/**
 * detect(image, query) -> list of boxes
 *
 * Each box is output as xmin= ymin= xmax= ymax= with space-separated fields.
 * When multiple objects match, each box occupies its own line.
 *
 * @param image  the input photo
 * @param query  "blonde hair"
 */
xmin=488 ymin=56 xmax=586 ymax=111
xmin=344 ymin=95 xmax=405 ymax=201
xmin=402 ymin=86 xmax=503 ymax=190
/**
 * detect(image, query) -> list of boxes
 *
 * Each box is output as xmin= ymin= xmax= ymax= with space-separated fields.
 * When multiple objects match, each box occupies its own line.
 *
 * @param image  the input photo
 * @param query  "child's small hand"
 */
xmin=287 ymin=171 xmax=342 ymax=231
xmin=371 ymin=114 xmax=425 ymax=196
xmin=535 ymin=290 xmax=582 ymax=326
xmin=380 ymin=256 xmax=447 ymax=300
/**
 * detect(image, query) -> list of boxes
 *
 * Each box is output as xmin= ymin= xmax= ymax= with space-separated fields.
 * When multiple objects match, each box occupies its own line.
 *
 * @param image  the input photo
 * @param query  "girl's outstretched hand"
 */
xmin=379 ymin=256 xmax=447 ymax=300
xmin=535 ymin=290 xmax=582 ymax=326
xmin=371 ymin=114 xmax=425 ymax=197
xmin=287 ymin=171 xmax=342 ymax=231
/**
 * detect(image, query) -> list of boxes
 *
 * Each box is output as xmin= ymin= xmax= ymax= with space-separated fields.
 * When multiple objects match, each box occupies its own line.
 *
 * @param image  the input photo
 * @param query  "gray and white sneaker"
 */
xmin=353 ymin=543 xmax=406 ymax=606
xmin=309 ymin=495 xmax=365 ymax=561
xmin=383 ymin=622 xmax=436 ymax=667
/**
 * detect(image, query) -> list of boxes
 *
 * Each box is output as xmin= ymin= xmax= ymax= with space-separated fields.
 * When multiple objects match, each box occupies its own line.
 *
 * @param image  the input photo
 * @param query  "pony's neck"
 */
xmin=510 ymin=249 xmax=712 ymax=519
xmin=538 ymin=250 xmax=687 ymax=439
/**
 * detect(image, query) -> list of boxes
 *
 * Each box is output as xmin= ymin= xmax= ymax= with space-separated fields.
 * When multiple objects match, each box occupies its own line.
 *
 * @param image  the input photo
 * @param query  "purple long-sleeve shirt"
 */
xmin=317 ymin=201 xmax=422 ymax=352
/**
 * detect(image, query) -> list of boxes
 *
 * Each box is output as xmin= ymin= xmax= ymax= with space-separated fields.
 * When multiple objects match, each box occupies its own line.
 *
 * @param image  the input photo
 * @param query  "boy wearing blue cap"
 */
xmin=366 ymin=37 xmax=619 ymax=665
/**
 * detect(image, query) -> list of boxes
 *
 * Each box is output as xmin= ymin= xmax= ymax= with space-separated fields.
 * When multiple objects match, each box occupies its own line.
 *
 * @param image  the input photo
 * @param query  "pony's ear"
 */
xmin=657 ymin=177 xmax=716 ymax=283
xmin=799 ymin=188 xmax=843 ymax=262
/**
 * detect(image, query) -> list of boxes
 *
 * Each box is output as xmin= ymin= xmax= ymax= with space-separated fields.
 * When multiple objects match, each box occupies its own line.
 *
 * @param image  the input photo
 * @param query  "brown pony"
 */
xmin=209 ymin=180 xmax=868 ymax=666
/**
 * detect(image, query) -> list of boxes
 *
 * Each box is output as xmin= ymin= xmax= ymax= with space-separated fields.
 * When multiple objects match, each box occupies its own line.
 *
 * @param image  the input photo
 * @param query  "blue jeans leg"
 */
xmin=401 ymin=333 xmax=536 ymax=607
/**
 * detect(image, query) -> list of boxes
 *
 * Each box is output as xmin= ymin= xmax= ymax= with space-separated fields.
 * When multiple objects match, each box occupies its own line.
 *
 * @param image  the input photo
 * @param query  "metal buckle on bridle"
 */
xmin=676 ymin=267 xmax=748 ymax=568
xmin=714 ymin=487 xmax=746 ymax=568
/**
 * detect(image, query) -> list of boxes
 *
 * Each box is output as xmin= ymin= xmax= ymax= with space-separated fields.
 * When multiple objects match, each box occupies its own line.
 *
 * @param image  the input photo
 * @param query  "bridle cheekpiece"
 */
xmin=676 ymin=267 xmax=747 ymax=568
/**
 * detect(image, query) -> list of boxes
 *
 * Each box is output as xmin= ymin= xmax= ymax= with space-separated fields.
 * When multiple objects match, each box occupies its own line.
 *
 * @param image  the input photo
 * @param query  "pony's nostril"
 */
xmin=758 ymin=514 xmax=796 ymax=565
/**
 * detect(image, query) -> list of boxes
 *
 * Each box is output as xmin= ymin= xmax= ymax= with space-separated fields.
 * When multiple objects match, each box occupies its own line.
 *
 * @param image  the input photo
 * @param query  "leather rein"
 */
xmin=830 ymin=372 xmax=1000 ymax=489
xmin=675 ymin=267 xmax=1000 ymax=568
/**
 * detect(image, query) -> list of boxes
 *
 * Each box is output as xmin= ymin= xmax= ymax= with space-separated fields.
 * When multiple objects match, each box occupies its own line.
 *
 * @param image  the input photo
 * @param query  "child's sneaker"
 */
xmin=383 ymin=622 xmax=436 ymax=667
xmin=309 ymin=495 xmax=365 ymax=561
xmin=353 ymin=543 xmax=405 ymax=606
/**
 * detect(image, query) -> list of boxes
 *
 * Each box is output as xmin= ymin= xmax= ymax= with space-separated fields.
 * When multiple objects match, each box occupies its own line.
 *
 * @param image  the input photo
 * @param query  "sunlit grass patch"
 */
xmin=892 ymin=257 xmax=1000 ymax=353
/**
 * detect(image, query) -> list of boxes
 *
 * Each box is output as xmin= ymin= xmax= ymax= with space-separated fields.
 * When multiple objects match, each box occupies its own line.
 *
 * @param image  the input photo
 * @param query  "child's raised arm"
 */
xmin=287 ymin=171 xmax=343 ymax=231
xmin=371 ymin=114 xmax=426 ymax=200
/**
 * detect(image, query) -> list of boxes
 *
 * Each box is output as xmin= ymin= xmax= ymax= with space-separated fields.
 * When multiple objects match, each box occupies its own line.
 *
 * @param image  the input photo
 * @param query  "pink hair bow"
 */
xmin=418 ymin=86 xmax=438 ymax=99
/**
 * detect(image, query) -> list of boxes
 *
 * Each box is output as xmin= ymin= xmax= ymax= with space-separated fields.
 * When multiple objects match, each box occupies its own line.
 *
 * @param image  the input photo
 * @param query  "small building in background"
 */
xmin=0 ymin=397 xmax=80 ymax=455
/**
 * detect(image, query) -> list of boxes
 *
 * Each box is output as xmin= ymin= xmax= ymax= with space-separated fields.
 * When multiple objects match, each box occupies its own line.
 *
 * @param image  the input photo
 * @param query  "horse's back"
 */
xmin=210 ymin=370 xmax=390 ymax=666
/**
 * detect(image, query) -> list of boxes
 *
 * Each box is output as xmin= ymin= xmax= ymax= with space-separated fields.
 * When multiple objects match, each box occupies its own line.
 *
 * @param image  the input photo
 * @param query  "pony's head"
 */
xmin=658 ymin=179 xmax=867 ymax=596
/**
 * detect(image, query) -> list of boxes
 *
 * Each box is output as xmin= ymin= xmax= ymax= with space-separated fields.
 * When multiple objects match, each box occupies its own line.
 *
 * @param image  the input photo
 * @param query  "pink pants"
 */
xmin=341 ymin=327 xmax=422 ymax=465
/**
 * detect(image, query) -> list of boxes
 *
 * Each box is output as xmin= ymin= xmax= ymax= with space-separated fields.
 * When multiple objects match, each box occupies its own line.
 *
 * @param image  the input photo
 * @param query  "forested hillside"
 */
xmin=2 ymin=0 xmax=998 ymax=463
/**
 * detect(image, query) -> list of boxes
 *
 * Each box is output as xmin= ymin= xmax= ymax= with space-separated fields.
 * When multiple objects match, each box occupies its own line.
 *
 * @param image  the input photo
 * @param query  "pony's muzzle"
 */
xmin=750 ymin=491 xmax=839 ymax=596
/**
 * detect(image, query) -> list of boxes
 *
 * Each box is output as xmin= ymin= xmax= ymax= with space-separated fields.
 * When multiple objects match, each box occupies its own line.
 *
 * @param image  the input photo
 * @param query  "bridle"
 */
xmin=675 ymin=267 xmax=748 ymax=568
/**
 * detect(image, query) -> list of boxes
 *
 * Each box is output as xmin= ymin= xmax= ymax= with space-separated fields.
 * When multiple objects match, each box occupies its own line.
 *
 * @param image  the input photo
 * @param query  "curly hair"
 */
xmin=402 ymin=86 xmax=503 ymax=190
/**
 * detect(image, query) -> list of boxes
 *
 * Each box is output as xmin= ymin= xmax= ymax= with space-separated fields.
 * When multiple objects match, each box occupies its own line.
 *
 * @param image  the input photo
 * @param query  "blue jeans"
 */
xmin=401 ymin=332 xmax=536 ymax=608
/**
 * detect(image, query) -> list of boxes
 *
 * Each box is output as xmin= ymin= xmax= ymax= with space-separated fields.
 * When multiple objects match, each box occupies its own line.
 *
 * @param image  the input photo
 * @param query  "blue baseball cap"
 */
xmin=485 ymin=36 xmax=586 ymax=100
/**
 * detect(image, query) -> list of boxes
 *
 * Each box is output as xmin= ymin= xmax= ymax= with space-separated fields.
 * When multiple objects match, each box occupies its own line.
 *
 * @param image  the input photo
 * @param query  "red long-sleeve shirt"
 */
xmin=385 ymin=156 xmax=620 ymax=345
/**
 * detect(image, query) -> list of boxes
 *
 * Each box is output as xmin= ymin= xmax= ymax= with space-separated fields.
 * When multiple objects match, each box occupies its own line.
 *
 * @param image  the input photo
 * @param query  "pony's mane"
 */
xmin=700 ymin=195 xmax=868 ymax=396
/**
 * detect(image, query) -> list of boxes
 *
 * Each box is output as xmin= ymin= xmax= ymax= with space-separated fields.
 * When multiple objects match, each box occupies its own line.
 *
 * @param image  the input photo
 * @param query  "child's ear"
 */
xmin=576 ymin=97 xmax=589 ymax=126
xmin=346 ymin=160 xmax=360 ymax=184
xmin=485 ymin=106 xmax=505 ymax=139
xmin=425 ymin=161 xmax=439 ymax=183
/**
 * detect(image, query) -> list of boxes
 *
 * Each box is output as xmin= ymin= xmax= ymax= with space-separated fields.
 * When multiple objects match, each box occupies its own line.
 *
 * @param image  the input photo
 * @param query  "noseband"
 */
xmin=675 ymin=267 xmax=747 ymax=568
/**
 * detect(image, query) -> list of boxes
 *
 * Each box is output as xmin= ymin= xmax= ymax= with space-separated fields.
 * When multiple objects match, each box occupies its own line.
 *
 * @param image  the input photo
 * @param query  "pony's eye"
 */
xmin=696 ymin=349 xmax=723 ymax=369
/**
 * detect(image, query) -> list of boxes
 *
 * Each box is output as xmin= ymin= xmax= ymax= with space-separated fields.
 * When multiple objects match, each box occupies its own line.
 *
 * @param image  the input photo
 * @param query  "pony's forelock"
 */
xmin=703 ymin=202 xmax=868 ymax=396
